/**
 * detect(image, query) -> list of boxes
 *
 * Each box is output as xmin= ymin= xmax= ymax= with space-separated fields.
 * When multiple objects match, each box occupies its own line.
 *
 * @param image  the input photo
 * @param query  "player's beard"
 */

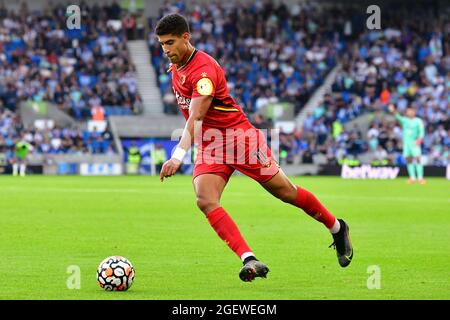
xmin=171 ymin=47 xmax=192 ymax=67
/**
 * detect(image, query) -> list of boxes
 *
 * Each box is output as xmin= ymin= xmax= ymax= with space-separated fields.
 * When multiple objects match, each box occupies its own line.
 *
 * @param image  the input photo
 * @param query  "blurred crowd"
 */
xmin=149 ymin=1 xmax=449 ymax=166
xmin=0 ymin=108 xmax=114 ymax=164
xmin=149 ymin=1 xmax=353 ymax=115
xmin=0 ymin=2 xmax=141 ymax=158
xmin=1 ymin=1 xmax=449 ymax=166
xmin=267 ymin=2 xmax=450 ymax=166
xmin=0 ymin=2 xmax=143 ymax=120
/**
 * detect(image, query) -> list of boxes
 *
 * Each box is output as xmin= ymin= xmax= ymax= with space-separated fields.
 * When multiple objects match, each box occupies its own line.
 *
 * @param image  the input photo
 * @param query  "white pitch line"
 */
xmin=1 ymin=187 xmax=148 ymax=193
xmin=1 ymin=187 xmax=449 ymax=204
xmin=319 ymin=194 xmax=450 ymax=204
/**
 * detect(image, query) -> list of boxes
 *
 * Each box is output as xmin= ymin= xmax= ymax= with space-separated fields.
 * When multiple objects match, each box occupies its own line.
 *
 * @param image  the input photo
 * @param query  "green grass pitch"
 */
xmin=1 ymin=175 xmax=449 ymax=299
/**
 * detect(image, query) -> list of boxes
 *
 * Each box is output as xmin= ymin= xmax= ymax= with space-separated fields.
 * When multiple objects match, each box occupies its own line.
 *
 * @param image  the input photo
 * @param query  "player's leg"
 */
xmin=193 ymin=173 xmax=269 ymax=281
xmin=234 ymin=128 xmax=352 ymax=266
xmin=412 ymin=146 xmax=425 ymax=184
xmin=259 ymin=169 xmax=353 ymax=267
xmin=415 ymin=157 xmax=425 ymax=184
xmin=406 ymin=156 xmax=416 ymax=184
xmin=12 ymin=159 xmax=18 ymax=176
xmin=404 ymin=144 xmax=417 ymax=183
xmin=193 ymin=173 xmax=227 ymax=215
xmin=19 ymin=158 xmax=26 ymax=177
xmin=260 ymin=169 xmax=338 ymax=230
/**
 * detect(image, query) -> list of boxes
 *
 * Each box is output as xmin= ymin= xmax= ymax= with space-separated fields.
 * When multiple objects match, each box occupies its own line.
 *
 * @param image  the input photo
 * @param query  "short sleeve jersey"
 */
xmin=170 ymin=49 xmax=251 ymax=130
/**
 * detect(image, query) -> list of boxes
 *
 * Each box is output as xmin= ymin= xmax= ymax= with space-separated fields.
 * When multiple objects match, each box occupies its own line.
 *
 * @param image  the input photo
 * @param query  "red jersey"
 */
xmin=170 ymin=49 xmax=251 ymax=130
xmin=169 ymin=50 xmax=279 ymax=183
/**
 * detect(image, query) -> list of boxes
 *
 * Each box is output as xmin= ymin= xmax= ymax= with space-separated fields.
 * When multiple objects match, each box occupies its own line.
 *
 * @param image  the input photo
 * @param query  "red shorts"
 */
xmin=193 ymin=126 xmax=280 ymax=183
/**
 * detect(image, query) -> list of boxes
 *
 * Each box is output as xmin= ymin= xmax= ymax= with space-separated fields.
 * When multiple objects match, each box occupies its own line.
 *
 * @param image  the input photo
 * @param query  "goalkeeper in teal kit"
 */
xmin=388 ymin=104 xmax=425 ymax=184
xmin=13 ymin=139 xmax=32 ymax=177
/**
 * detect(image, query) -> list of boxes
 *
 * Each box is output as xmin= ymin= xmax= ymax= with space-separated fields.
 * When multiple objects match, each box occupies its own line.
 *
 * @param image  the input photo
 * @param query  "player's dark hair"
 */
xmin=155 ymin=14 xmax=190 ymax=36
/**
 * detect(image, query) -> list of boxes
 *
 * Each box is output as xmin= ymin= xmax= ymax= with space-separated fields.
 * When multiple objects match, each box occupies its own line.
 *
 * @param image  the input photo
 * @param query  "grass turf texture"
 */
xmin=1 ymin=175 xmax=449 ymax=300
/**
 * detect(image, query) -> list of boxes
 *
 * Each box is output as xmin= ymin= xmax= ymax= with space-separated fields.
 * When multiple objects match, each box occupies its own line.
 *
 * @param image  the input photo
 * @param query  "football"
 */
xmin=97 ymin=256 xmax=135 ymax=291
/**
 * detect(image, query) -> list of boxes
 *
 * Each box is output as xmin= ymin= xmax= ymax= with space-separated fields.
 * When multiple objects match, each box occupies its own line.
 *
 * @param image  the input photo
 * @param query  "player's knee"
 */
xmin=274 ymin=187 xmax=297 ymax=204
xmin=196 ymin=196 xmax=219 ymax=215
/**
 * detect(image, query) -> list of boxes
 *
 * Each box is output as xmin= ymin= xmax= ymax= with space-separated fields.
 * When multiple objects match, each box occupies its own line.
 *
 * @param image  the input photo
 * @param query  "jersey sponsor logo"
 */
xmin=196 ymin=77 xmax=213 ymax=96
xmin=174 ymin=89 xmax=191 ymax=109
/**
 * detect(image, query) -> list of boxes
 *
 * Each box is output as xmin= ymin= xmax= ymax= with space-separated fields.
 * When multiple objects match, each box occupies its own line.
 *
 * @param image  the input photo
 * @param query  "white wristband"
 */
xmin=172 ymin=147 xmax=187 ymax=161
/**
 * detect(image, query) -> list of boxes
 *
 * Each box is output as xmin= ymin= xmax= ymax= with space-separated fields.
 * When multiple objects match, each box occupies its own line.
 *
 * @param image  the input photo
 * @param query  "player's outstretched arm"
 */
xmin=388 ymin=103 xmax=396 ymax=114
xmin=160 ymin=96 xmax=213 ymax=182
xmin=388 ymin=103 xmax=405 ymax=126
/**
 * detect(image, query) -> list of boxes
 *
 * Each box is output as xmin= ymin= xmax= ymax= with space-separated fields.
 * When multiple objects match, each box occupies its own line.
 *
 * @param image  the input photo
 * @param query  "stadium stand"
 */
xmin=315 ymin=3 xmax=450 ymax=166
xmin=1 ymin=0 xmax=448 ymax=171
xmin=0 ymin=2 xmax=142 ymax=165
xmin=148 ymin=1 xmax=348 ymax=116
xmin=146 ymin=1 xmax=449 ymax=167
xmin=0 ymin=2 xmax=142 ymax=119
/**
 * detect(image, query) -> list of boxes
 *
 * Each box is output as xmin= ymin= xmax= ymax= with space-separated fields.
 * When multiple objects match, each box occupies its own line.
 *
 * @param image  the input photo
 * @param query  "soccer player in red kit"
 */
xmin=156 ymin=14 xmax=353 ymax=282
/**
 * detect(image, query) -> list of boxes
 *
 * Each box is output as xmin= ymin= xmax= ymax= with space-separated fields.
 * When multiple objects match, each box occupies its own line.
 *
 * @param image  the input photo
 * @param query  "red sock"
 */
xmin=207 ymin=207 xmax=252 ymax=259
xmin=294 ymin=186 xmax=336 ymax=229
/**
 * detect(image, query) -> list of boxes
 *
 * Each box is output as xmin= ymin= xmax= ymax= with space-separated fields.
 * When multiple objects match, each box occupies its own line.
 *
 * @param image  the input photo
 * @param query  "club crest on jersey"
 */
xmin=179 ymin=74 xmax=186 ymax=85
